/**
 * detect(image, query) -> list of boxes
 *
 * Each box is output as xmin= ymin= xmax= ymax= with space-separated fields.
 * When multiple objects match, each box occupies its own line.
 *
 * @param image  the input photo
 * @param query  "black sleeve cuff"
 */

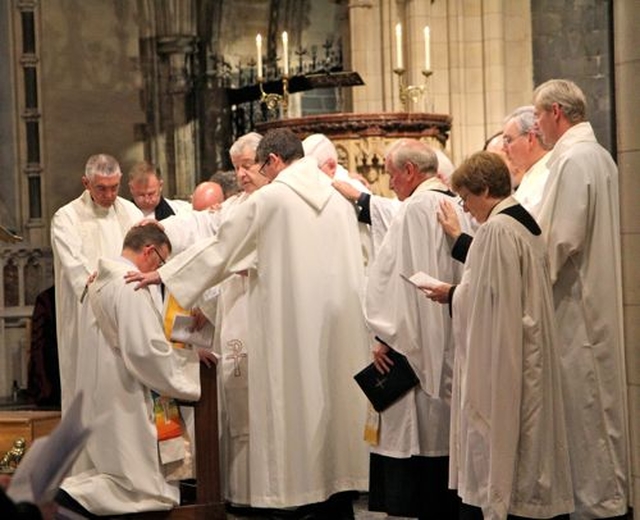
xmin=451 ymin=233 xmax=473 ymax=263
xmin=447 ymin=285 xmax=457 ymax=317
xmin=356 ymin=193 xmax=371 ymax=225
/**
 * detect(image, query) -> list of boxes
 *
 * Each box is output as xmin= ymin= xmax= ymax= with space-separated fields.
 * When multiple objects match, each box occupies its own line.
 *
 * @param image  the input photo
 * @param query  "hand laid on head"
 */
xmin=197 ymin=348 xmax=217 ymax=368
xmin=373 ymin=341 xmax=394 ymax=374
xmin=332 ymin=180 xmax=362 ymax=203
xmin=135 ymin=218 xmax=165 ymax=231
xmin=437 ymin=199 xmax=462 ymax=239
xmin=124 ymin=270 xmax=161 ymax=290
xmin=423 ymin=281 xmax=453 ymax=304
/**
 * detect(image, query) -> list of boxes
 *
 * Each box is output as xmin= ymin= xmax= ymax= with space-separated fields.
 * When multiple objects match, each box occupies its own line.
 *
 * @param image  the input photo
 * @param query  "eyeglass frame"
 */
xmin=150 ymin=245 xmax=166 ymax=266
xmin=502 ymin=131 xmax=528 ymax=146
xmin=258 ymin=156 xmax=271 ymax=177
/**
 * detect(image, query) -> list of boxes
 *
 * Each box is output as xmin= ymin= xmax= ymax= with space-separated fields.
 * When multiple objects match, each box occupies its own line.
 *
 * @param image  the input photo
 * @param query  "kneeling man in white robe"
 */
xmin=58 ymin=225 xmax=215 ymax=516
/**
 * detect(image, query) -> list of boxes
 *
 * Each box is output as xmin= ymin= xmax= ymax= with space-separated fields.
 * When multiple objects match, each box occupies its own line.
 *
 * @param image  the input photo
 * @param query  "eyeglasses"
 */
xmin=258 ymin=156 xmax=271 ymax=177
xmin=503 ymin=132 xmax=526 ymax=146
xmin=457 ymin=192 xmax=469 ymax=207
xmin=151 ymin=246 xmax=166 ymax=266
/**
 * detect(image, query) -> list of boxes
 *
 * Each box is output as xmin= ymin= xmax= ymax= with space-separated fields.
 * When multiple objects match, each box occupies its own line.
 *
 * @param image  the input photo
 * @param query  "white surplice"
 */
xmin=451 ymin=197 xmax=573 ymax=520
xmin=159 ymin=157 xmax=370 ymax=508
xmin=61 ymin=257 xmax=201 ymax=515
xmin=536 ymin=122 xmax=629 ymax=519
xmin=51 ymin=191 xmax=142 ymax=412
xmin=513 ymin=151 xmax=550 ymax=217
xmin=369 ymin=195 xmax=401 ymax=255
xmin=364 ymin=178 xmax=468 ymax=457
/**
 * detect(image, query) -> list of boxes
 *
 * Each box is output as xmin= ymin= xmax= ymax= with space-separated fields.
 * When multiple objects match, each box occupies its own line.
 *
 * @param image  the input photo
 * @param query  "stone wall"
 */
xmin=531 ymin=0 xmax=615 ymax=153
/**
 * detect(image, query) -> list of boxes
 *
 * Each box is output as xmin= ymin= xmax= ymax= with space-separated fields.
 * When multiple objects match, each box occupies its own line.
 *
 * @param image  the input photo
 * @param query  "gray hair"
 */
xmin=386 ymin=139 xmax=438 ymax=175
xmin=504 ymin=105 xmax=548 ymax=149
xmin=533 ymin=79 xmax=587 ymax=124
xmin=229 ymin=132 xmax=263 ymax=158
xmin=84 ymin=154 xmax=121 ymax=180
xmin=302 ymin=133 xmax=338 ymax=168
xmin=210 ymin=170 xmax=241 ymax=198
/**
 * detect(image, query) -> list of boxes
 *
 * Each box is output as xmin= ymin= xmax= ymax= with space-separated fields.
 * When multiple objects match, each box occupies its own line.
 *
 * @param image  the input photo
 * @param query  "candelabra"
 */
xmin=393 ymin=68 xmax=433 ymax=112
xmin=257 ymin=75 xmax=289 ymax=115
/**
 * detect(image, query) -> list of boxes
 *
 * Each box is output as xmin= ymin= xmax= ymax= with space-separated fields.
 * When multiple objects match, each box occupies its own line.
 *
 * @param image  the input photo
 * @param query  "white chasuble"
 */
xmin=159 ymin=157 xmax=370 ymax=508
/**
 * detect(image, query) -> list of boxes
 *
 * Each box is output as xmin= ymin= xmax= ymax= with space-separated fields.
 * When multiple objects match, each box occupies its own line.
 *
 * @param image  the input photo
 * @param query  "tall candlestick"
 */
xmin=282 ymin=31 xmax=289 ymax=76
xmin=395 ymin=23 xmax=403 ymax=69
xmin=423 ymin=26 xmax=431 ymax=71
xmin=256 ymin=33 xmax=263 ymax=80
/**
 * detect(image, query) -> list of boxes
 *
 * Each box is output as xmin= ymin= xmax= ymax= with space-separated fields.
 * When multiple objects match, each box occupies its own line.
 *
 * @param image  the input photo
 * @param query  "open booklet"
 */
xmin=170 ymin=313 xmax=215 ymax=349
xmin=7 ymin=392 xmax=92 ymax=505
xmin=400 ymin=271 xmax=444 ymax=293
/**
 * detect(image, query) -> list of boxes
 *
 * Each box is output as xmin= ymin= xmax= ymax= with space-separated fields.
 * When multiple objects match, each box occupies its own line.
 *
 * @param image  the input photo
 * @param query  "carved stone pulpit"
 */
xmin=257 ymin=112 xmax=452 ymax=197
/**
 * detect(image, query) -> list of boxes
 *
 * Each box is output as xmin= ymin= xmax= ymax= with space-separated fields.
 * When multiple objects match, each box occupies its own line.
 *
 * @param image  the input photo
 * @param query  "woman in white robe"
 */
xmin=429 ymin=151 xmax=573 ymax=520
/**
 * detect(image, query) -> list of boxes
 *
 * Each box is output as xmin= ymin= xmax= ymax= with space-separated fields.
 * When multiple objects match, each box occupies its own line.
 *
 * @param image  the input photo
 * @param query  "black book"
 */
xmin=354 ymin=349 xmax=420 ymax=412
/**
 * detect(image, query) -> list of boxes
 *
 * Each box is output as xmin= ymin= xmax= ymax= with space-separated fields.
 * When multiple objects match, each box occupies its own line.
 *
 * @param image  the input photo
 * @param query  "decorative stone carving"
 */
xmin=257 ymin=112 xmax=451 ymax=196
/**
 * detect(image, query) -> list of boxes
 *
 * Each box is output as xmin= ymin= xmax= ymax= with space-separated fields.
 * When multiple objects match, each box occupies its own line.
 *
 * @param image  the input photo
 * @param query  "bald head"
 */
xmin=192 ymin=181 xmax=224 ymax=211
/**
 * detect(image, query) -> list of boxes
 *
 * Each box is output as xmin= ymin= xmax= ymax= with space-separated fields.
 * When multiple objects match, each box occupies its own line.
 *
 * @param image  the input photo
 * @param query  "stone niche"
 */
xmin=257 ymin=112 xmax=451 ymax=197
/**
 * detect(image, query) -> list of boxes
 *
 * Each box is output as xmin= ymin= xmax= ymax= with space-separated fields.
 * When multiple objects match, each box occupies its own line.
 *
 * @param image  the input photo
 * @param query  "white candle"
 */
xmin=395 ymin=23 xmax=403 ymax=69
xmin=256 ymin=33 xmax=263 ymax=79
xmin=424 ymin=26 xmax=431 ymax=71
xmin=282 ymin=31 xmax=289 ymax=76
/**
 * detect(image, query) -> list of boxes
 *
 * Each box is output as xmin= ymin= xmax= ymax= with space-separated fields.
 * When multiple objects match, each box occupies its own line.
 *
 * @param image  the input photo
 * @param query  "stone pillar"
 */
xmin=614 ymin=2 xmax=640 ymax=514
xmin=348 ymin=0 xmax=397 ymax=113
xmin=138 ymin=0 xmax=199 ymax=200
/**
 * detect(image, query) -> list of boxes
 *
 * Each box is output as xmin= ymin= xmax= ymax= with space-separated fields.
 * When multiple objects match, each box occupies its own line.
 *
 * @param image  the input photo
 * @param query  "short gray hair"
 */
xmin=386 ymin=139 xmax=438 ymax=175
xmin=533 ymin=79 xmax=586 ymax=124
xmin=229 ymin=132 xmax=262 ymax=158
xmin=85 ymin=154 xmax=121 ymax=180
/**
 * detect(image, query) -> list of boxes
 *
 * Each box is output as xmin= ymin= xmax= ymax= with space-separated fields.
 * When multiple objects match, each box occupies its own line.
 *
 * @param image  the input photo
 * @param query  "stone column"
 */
xmin=138 ymin=0 xmax=199 ymax=199
xmin=614 ymin=1 xmax=640 ymax=514
xmin=348 ymin=0 xmax=397 ymax=113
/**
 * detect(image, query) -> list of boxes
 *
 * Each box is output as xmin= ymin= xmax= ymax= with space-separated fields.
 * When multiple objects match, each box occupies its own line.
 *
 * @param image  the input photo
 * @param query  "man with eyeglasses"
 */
xmin=502 ymin=106 xmax=551 ymax=216
xmin=57 ymin=225 xmax=215 ymax=517
xmin=51 ymin=154 xmax=143 ymax=415
xmin=128 ymin=161 xmax=191 ymax=220
xmin=158 ymin=131 xmax=269 ymax=508
xmin=127 ymin=128 xmax=371 ymax=519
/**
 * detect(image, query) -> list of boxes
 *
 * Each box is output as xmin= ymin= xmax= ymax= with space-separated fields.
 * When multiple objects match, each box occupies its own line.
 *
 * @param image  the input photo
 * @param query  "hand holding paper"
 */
xmin=400 ymin=271 xmax=452 ymax=303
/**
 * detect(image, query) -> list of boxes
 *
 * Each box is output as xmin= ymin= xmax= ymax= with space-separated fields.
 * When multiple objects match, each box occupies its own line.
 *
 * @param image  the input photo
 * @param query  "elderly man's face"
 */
xmin=129 ymin=175 xmax=163 ymax=212
xmin=232 ymin=149 xmax=269 ymax=194
xmin=534 ymin=104 xmax=558 ymax=148
xmin=83 ymin=173 xmax=121 ymax=209
xmin=386 ymin=157 xmax=413 ymax=201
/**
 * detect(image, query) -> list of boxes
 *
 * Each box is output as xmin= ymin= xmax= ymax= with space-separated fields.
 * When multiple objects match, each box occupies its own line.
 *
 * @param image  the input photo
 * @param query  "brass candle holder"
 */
xmin=393 ymin=68 xmax=433 ymax=112
xmin=258 ymin=75 xmax=289 ymax=116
